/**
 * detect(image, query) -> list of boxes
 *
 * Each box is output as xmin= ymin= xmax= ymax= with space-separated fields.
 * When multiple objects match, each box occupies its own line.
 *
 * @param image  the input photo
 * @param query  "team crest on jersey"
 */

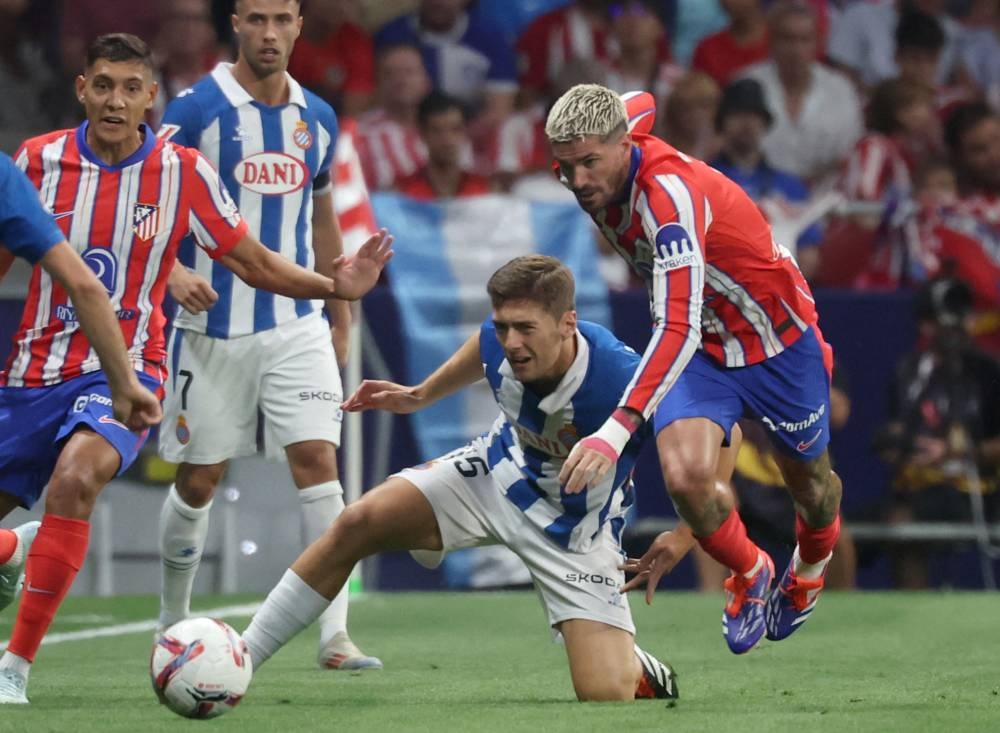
xmin=292 ymin=120 xmax=313 ymax=150
xmin=176 ymin=414 xmax=191 ymax=445
xmin=133 ymin=203 xmax=161 ymax=241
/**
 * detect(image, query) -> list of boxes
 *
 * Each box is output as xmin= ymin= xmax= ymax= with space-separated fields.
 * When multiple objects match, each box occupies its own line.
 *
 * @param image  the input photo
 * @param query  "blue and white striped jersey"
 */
xmin=479 ymin=319 xmax=648 ymax=553
xmin=160 ymin=63 xmax=338 ymax=338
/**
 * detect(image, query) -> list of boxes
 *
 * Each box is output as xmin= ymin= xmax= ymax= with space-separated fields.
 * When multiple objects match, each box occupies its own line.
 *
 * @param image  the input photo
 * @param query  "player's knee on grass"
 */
xmin=175 ymin=462 xmax=227 ymax=508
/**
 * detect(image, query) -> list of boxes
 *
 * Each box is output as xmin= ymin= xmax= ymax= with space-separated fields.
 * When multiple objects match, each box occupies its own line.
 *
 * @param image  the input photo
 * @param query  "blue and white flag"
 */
xmin=372 ymin=192 xmax=611 ymax=461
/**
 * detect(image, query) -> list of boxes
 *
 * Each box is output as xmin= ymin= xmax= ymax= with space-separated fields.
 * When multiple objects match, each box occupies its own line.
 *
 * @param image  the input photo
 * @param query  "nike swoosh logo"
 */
xmin=26 ymin=582 xmax=56 ymax=595
xmin=796 ymin=429 xmax=823 ymax=453
xmin=52 ymin=211 xmax=74 ymax=221
xmin=98 ymin=414 xmax=129 ymax=430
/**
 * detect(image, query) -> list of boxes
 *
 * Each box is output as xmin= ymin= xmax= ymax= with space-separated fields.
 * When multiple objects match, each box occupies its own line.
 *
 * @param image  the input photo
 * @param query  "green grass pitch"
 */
xmin=0 ymin=591 xmax=997 ymax=732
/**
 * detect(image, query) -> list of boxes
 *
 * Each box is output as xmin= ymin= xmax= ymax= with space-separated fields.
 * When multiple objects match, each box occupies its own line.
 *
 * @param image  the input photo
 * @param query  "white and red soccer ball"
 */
xmin=150 ymin=617 xmax=253 ymax=719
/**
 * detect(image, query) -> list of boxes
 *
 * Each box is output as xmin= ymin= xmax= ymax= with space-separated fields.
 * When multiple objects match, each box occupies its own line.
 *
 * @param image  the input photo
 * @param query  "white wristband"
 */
xmin=591 ymin=414 xmax=634 ymax=457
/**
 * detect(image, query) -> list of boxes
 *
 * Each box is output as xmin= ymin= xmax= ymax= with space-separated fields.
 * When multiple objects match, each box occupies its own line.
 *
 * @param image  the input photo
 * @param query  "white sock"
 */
xmin=792 ymin=547 xmax=832 ymax=581
xmin=0 ymin=652 xmax=30 ymax=679
xmin=298 ymin=481 xmax=350 ymax=648
xmin=158 ymin=484 xmax=213 ymax=630
xmin=242 ymin=569 xmax=331 ymax=668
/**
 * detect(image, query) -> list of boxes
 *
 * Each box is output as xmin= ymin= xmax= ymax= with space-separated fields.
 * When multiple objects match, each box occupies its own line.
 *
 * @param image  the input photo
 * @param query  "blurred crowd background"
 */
xmin=2 ymin=0 xmax=1000 ymax=591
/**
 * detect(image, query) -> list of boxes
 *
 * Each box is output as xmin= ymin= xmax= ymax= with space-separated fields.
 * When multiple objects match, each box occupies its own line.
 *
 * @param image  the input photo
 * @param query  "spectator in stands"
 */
xmin=894 ymin=10 xmax=972 ymax=118
xmin=603 ymin=0 xmax=681 ymax=101
xmin=947 ymin=103 xmax=1000 ymax=222
xmin=287 ymin=0 xmax=375 ymax=117
xmin=151 ymin=0 xmax=219 ymax=125
xmin=355 ymin=43 xmax=432 ymax=191
xmin=396 ymin=91 xmax=492 ymax=200
xmin=0 ymin=0 xmax=64 ymax=153
xmin=711 ymin=79 xmax=823 ymax=280
xmin=658 ymin=71 xmax=722 ymax=163
xmin=833 ymin=79 xmax=942 ymax=290
xmin=375 ymin=0 xmax=518 ymax=137
xmin=842 ymin=78 xmax=941 ymax=205
xmin=827 ymin=0 xmax=962 ymax=91
xmin=742 ymin=1 xmax=862 ymax=184
xmin=515 ymin=0 xmax=613 ymax=109
xmin=691 ymin=0 xmax=770 ymax=86
xmin=875 ymin=275 xmax=1000 ymax=588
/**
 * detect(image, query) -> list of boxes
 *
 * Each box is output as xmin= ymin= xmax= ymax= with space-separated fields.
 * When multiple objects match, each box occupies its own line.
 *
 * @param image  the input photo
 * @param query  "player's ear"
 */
xmin=146 ymin=80 xmax=159 ymax=111
xmin=74 ymin=75 xmax=86 ymax=103
xmin=561 ymin=309 xmax=577 ymax=336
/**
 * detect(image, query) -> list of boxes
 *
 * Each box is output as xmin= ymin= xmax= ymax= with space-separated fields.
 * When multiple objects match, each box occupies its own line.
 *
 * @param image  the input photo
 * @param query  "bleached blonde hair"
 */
xmin=545 ymin=84 xmax=628 ymax=144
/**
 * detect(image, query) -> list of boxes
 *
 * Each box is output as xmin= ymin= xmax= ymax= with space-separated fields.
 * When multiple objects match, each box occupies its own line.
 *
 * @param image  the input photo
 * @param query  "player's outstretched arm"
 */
xmin=327 ymin=228 xmax=394 ymax=301
xmin=168 ymin=261 xmax=218 ymax=315
xmin=219 ymin=234 xmax=338 ymax=300
xmin=39 ymin=242 xmax=162 ymax=430
xmin=621 ymin=524 xmax=697 ymax=605
xmin=343 ymin=331 xmax=484 ymax=413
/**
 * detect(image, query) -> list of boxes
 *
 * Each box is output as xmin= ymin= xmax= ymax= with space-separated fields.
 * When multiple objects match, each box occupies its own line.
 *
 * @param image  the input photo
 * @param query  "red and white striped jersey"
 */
xmin=841 ymin=133 xmax=912 ymax=202
xmin=593 ymin=133 xmax=822 ymax=418
xmin=516 ymin=5 xmax=614 ymax=97
xmin=354 ymin=109 xmax=427 ymax=191
xmin=3 ymin=123 xmax=247 ymax=388
xmin=332 ymin=118 xmax=377 ymax=254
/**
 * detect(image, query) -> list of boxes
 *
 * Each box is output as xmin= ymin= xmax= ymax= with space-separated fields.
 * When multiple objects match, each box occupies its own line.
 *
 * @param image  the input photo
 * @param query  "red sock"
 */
xmin=7 ymin=514 xmax=90 ymax=662
xmin=0 ymin=529 xmax=17 ymax=564
xmin=695 ymin=509 xmax=760 ymax=575
xmin=796 ymin=514 xmax=841 ymax=564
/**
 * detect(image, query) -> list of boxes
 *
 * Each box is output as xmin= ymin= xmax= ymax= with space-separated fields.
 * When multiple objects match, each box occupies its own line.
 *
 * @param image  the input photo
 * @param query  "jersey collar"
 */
xmin=76 ymin=122 xmax=157 ymax=171
xmin=613 ymin=144 xmax=643 ymax=207
xmin=211 ymin=62 xmax=308 ymax=109
xmin=498 ymin=329 xmax=590 ymax=415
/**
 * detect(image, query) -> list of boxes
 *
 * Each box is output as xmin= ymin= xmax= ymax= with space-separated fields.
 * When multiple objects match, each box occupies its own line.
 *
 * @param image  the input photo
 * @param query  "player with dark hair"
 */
xmin=0 ymin=31 xmax=391 ymax=704
xmin=0 ymin=150 xmax=163 ymax=615
xmin=547 ymin=84 xmax=842 ymax=655
xmin=237 ymin=255 xmax=717 ymax=702
xmin=154 ymin=0 xmax=384 ymax=672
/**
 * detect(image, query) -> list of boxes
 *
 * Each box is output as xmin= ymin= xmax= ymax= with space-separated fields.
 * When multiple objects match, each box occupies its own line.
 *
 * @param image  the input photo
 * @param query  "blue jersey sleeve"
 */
xmin=316 ymin=100 xmax=339 ymax=187
xmin=161 ymin=90 xmax=204 ymax=148
xmin=0 ymin=152 xmax=64 ymax=264
xmin=775 ymin=171 xmax=823 ymax=249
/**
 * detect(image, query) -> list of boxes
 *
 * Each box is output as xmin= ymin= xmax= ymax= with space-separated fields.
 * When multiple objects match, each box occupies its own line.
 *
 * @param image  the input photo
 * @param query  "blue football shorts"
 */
xmin=0 ymin=370 xmax=159 ymax=508
xmin=653 ymin=327 xmax=832 ymax=460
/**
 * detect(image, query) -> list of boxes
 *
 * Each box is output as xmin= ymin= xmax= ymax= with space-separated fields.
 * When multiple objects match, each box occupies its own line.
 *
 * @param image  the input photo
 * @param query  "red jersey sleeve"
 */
xmin=619 ymin=172 xmax=709 ymax=418
xmin=185 ymin=150 xmax=248 ymax=259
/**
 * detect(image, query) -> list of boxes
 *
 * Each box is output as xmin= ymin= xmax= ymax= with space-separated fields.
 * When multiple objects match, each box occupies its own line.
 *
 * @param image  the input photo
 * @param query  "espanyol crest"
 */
xmin=292 ymin=120 xmax=313 ymax=150
xmin=133 ymin=203 xmax=161 ymax=241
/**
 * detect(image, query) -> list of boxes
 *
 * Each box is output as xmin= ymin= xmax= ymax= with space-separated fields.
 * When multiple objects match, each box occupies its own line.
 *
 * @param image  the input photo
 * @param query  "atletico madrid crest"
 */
xmin=133 ymin=203 xmax=161 ymax=241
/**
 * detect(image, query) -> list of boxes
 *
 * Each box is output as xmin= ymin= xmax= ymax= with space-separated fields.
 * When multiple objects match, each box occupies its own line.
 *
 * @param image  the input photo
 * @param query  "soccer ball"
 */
xmin=150 ymin=617 xmax=253 ymax=719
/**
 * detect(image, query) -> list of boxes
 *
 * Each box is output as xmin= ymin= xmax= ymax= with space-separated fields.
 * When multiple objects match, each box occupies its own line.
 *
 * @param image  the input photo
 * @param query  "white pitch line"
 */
xmin=0 ymin=602 xmax=260 ymax=649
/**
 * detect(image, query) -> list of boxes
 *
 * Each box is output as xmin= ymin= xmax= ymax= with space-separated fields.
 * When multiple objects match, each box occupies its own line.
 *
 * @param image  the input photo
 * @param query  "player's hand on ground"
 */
xmin=168 ymin=266 xmax=218 ymax=315
xmin=558 ymin=436 xmax=618 ymax=494
xmin=112 ymin=378 xmax=163 ymax=431
xmin=621 ymin=528 xmax=697 ymax=605
xmin=331 ymin=325 xmax=349 ymax=368
xmin=342 ymin=379 xmax=421 ymax=414
xmin=330 ymin=228 xmax=394 ymax=300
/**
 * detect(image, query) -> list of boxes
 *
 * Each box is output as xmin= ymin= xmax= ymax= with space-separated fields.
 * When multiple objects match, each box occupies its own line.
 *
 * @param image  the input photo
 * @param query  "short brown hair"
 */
xmin=86 ymin=33 xmax=154 ymax=72
xmin=487 ymin=255 xmax=575 ymax=318
xmin=867 ymin=78 xmax=933 ymax=135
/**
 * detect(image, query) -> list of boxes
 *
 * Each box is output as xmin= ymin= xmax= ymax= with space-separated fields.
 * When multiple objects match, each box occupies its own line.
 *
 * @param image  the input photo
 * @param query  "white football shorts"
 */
xmin=159 ymin=311 xmax=343 ymax=464
xmin=397 ymin=441 xmax=635 ymax=634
